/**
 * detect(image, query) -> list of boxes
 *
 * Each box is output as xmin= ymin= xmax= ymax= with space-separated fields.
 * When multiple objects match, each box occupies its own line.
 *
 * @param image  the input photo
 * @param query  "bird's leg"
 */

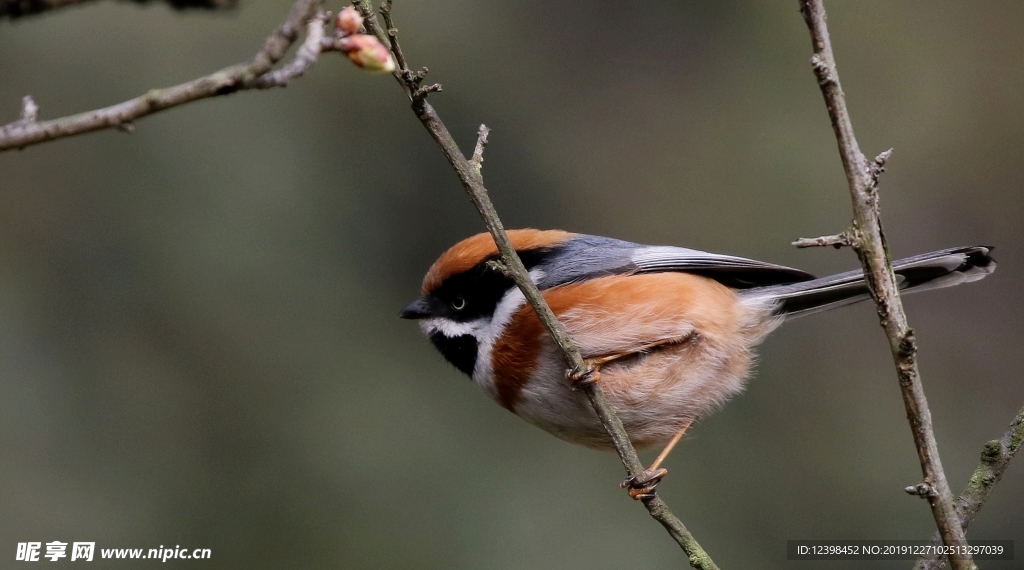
xmin=562 ymin=333 xmax=697 ymax=498
xmin=566 ymin=334 xmax=694 ymax=389
xmin=621 ymin=419 xmax=694 ymax=500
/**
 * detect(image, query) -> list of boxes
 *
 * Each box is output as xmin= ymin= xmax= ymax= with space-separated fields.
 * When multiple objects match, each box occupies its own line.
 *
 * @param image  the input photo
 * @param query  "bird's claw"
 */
xmin=566 ymin=364 xmax=600 ymax=390
xmin=620 ymin=467 xmax=668 ymax=500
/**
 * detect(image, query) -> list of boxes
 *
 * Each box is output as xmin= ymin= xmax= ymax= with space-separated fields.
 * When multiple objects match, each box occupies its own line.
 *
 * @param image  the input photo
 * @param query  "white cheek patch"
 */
xmin=420 ymin=317 xmax=486 ymax=338
xmin=494 ymin=267 xmax=544 ymax=332
xmin=472 ymin=289 xmax=524 ymax=397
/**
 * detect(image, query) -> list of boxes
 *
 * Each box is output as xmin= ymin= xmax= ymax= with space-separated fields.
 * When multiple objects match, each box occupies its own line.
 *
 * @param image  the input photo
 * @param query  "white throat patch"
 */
xmin=473 ymin=268 xmax=544 ymax=397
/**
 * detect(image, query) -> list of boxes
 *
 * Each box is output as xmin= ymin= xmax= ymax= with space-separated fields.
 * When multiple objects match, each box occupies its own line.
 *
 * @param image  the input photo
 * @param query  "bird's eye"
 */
xmin=451 ymin=297 xmax=466 ymax=311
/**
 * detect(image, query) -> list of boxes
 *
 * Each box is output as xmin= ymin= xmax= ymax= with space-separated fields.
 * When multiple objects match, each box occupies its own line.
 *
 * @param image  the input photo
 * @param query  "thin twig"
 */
xmin=0 ymin=0 xmax=237 ymax=20
xmin=470 ymin=124 xmax=489 ymax=173
xmin=249 ymin=11 xmax=329 ymax=89
xmin=376 ymin=0 xmax=440 ymax=103
xmin=19 ymin=96 xmax=39 ymax=123
xmin=792 ymin=231 xmax=855 ymax=249
xmin=354 ymin=1 xmax=718 ymax=567
xmin=0 ymin=0 xmax=325 ymax=152
xmin=361 ymin=0 xmax=413 ymax=98
xmin=378 ymin=1 xmax=409 ymax=78
xmin=797 ymin=1 xmax=974 ymax=568
xmin=913 ymin=403 xmax=1024 ymax=570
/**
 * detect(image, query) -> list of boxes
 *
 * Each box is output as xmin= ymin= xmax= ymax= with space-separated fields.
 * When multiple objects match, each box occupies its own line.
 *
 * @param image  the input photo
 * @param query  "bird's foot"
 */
xmin=620 ymin=467 xmax=669 ymax=500
xmin=566 ymin=363 xmax=601 ymax=390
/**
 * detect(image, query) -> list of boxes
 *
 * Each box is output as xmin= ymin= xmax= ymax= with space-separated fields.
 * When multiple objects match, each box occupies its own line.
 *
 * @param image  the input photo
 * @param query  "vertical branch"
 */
xmin=354 ymin=2 xmax=719 ymax=567
xmin=797 ymin=2 xmax=974 ymax=568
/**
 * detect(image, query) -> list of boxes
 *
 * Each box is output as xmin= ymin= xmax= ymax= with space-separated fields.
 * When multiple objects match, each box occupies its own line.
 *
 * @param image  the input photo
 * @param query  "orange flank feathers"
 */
xmin=422 ymin=229 xmax=573 ymax=295
xmin=490 ymin=272 xmax=745 ymax=413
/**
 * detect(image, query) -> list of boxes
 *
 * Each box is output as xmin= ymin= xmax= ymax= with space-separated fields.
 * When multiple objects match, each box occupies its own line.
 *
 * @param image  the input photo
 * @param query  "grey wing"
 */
xmin=532 ymin=234 xmax=815 ymax=290
xmin=632 ymin=245 xmax=816 ymax=288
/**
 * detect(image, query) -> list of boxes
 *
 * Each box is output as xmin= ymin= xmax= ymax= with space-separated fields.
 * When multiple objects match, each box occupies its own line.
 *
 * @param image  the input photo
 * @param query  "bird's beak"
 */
xmin=399 ymin=298 xmax=432 ymax=319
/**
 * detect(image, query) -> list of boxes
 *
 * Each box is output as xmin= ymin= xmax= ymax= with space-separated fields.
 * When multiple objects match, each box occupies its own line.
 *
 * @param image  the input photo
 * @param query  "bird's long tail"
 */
xmin=742 ymin=246 xmax=996 ymax=319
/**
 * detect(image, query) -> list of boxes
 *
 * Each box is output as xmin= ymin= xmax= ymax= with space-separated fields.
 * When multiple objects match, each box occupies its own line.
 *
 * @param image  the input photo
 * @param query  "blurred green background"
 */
xmin=2 ymin=1 xmax=1022 ymax=568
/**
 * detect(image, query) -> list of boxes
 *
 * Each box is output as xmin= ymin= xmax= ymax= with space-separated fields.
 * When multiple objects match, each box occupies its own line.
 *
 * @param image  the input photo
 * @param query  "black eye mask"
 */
xmin=430 ymin=248 xmax=556 ymax=322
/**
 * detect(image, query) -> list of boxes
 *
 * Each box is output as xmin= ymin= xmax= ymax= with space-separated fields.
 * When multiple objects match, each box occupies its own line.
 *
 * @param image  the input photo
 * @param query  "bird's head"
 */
xmin=400 ymin=229 xmax=573 ymax=376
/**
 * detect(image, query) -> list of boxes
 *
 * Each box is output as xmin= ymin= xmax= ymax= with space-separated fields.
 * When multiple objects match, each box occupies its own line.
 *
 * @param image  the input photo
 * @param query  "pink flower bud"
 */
xmin=340 ymin=34 xmax=396 ymax=72
xmin=335 ymin=7 xmax=364 ymax=37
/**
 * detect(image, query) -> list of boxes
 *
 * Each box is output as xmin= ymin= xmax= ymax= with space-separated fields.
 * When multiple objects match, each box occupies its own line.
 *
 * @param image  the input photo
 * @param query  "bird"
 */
xmin=400 ymin=229 xmax=995 ymax=498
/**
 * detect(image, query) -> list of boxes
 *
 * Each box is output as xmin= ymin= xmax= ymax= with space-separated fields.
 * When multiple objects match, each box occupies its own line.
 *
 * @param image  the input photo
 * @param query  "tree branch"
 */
xmin=792 ymin=231 xmax=855 ymax=249
xmin=913 ymin=403 xmax=1024 ymax=569
xmin=354 ymin=2 xmax=718 ymax=568
xmin=0 ymin=0 xmax=327 ymax=151
xmin=248 ymin=11 xmax=330 ymax=90
xmin=0 ymin=0 xmax=236 ymax=20
xmin=797 ymin=2 xmax=974 ymax=568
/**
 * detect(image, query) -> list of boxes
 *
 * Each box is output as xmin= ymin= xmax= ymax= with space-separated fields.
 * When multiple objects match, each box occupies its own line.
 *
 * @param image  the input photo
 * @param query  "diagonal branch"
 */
xmin=353 ymin=1 xmax=719 ymax=568
xmin=913 ymin=403 xmax=1024 ymax=569
xmin=797 ymin=1 xmax=974 ymax=568
xmin=0 ymin=0 xmax=237 ymax=20
xmin=0 ymin=0 xmax=329 ymax=152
